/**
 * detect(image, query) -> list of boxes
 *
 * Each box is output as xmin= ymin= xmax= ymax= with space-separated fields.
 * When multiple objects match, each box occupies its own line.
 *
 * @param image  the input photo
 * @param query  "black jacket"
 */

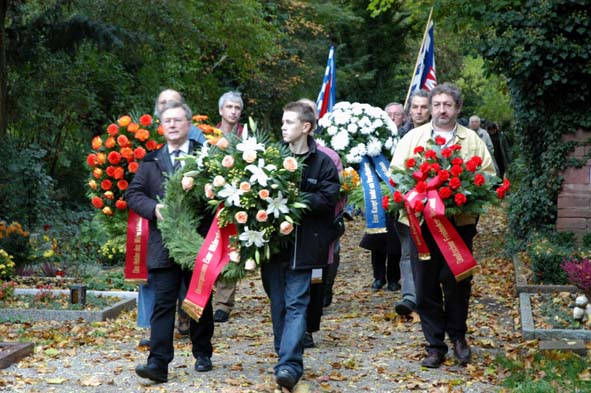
xmin=277 ymin=136 xmax=340 ymax=270
xmin=126 ymin=140 xmax=209 ymax=270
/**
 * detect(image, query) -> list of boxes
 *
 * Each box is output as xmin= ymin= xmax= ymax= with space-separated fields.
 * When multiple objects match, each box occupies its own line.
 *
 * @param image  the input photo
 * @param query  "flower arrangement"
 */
xmin=0 ymin=249 xmax=15 ymax=280
xmin=0 ymin=221 xmax=30 ymax=267
xmin=316 ymin=101 xmax=398 ymax=164
xmin=160 ymin=130 xmax=309 ymax=281
xmin=86 ymin=113 xmax=164 ymax=218
xmin=0 ymin=280 xmax=16 ymax=301
xmin=340 ymin=167 xmax=361 ymax=195
xmin=192 ymin=115 xmax=225 ymax=146
xmin=386 ymin=136 xmax=509 ymax=218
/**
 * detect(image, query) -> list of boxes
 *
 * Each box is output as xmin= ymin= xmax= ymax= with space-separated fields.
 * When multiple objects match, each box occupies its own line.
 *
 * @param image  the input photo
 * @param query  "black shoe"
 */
xmin=343 ymin=211 xmax=354 ymax=221
xmin=421 ymin=350 xmax=445 ymax=368
xmin=194 ymin=355 xmax=212 ymax=372
xmin=135 ymin=363 xmax=167 ymax=383
xmin=138 ymin=338 xmax=150 ymax=348
xmin=177 ymin=313 xmax=190 ymax=336
xmin=276 ymin=369 xmax=297 ymax=391
xmin=371 ymin=279 xmax=386 ymax=291
xmin=386 ymin=282 xmax=401 ymax=291
xmin=453 ymin=338 xmax=471 ymax=365
xmin=302 ymin=332 xmax=315 ymax=349
xmin=395 ymin=299 xmax=416 ymax=316
xmin=213 ymin=309 xmax=229 ymax=323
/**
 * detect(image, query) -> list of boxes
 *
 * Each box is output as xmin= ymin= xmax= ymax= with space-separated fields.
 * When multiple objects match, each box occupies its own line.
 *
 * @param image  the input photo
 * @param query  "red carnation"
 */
xmin=413 ymin=146 xmax=425 ymax=154
xmin=470 ymin=156 xmax=483 ymax=166
xmin=405 ymin=158 xmax=416 ymax=169
xmin=117 ymin=135 xmax=130 ymax=147
xmin=389 ymin=178 xmax=397 ymax=187
xmin=451 ymin=157 xmax=464 ymax=166
xmin=449 ymin=177 xmax=461 ymax=190
xmin=113 ymin=166 xmax=125 ymax=180
xmin=117 ymin=180 xmax=129 ymax=191
xmin=454 ymin=193 xmax=467 ymax=206
xmin=415 ymin=181 xmax=427 ymax=193
xmin=439 ymin=187 xmax=452 ymax=199
xmin=496 ymin=187 xmax=507 ymax=199
xmin=100 ymin=179 xmax=113 ymax=190
xmin=431 ymin=163 xmax=441 ymax=171
xmin=128 ymin=162 xmax=140 ymax=173
xmin=115 ymin=199 xmax=128 ymax=210
xmin=107 ymin=151 xmax=121 ymax=165
xmin=157 ymin=125 xmax=164 ymax=136
xmin=393 ymin=191 xmax=404 ymax=203
xmin=434 ymin=136 xmax=446 ymax=146
xmin=438 ymin=169 xmax=450 ymax=181
xmin=382 ymin=195 xmax=390 ymax=210
xmin=474 ymin=173 xmax=486 ymax=186
xmin=139 ymin=114 xmax=153 ymax=126
xmin=450 ymin=144 xmax=462 ymax=151
xmin=145 ymin=140 xmax=158 ymax=151
xmin=425 ymin=150 xmax=437 ymax=159
xmin=419 ymin=162 xmax=431 ymax=174
xmin=86 ymin=153 xmax=98 ymax=167
xmin=414 ymin=200 xmax=424 ymax=212
xmin=450 ymin=164 xmax=463 ymax=177
xmin=465 ymin=160 xmax=478 ymax=173
xmin=91 ymin=196 xmax=104 ymax=209
xmin=107 ymin=123 xmax=119 ymax=136
xmin=134 ymin=147 xmax=147 ymax=160
xmin=441 ymin=148 xmax=453 ymax=158
xmin=106 ymin=166 xmax=116 ymax=177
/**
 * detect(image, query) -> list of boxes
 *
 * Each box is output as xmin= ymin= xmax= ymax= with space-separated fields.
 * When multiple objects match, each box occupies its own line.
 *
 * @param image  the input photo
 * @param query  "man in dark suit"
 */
xmin=127 ymin=101 xmax=214 ymax=383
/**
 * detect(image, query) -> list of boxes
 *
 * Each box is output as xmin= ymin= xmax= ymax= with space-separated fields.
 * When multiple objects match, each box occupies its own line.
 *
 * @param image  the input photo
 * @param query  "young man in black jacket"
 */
xmin=127 ymin=101 xmax=214 ymax=383
xmin=261 ymin=102 xmax=340 ymax=391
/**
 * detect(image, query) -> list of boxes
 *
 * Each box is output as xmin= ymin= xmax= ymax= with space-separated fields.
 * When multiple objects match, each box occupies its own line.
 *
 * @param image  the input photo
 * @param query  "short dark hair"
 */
xmin=283 ymin=101 xmax=316 ymax=131
xmin=410 ymin=89 xmax=429 ymax=101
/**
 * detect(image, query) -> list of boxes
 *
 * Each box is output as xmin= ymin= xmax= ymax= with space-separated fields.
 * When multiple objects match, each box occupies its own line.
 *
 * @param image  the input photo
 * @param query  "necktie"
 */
xmin=172 ymin=150 xmax=182 ymax=172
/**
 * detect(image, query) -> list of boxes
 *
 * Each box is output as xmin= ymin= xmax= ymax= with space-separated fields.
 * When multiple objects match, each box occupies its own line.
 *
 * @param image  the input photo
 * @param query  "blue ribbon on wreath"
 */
xmin=360 ymin=155 xmax=387 ymax=233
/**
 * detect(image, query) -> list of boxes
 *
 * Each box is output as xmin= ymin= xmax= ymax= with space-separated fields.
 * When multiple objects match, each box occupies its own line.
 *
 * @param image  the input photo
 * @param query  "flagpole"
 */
xmin=403 ymin=7 xmax=434 ymax=110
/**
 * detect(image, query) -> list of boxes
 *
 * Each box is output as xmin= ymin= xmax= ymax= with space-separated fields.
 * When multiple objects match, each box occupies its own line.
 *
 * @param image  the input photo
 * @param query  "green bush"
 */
xmin=526 ymin=231 xmax=576 ymax=284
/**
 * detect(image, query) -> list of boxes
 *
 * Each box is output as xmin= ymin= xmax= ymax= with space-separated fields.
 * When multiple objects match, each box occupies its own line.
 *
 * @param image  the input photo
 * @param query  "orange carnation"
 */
xmin=157 ymin=125 xmax=164 ymax=136
xmin=92 ymin=136 xmax=103 ymax=150
xmin=93 ymin=167 xmax=103 ymax=179
xmin=101 ymin=179 xmax=113 ymax=190
xmin=118 ymin=115 xmax=131 ymax=127
xmin=199 ymin=124 xmax=214 ymax=133
xmin=145 ymin=140 xmax=158 ymax=151
xmin=88 ymin=179 xmax=98 ymax=190
xmin=86 ymin=153 xmax=98 ymax=167
xmin=115 ymin=199 xmax=128 ymax=210
xmin=113 ymin=166 xmax=125 ymax=180
xmin=134 ymin=147 xmax=146 ymax=160
xmin=91 ymin=196 xmax=104 ymax=209
xmin=107 ymin=151 xmax=122 ymax=165
xmin=193 ymin=115 xmax=208 ymax=122
xmin=117 ymin=180 xmax=129 ymax=191
xmin=128 ymin=162 xmax=140 ymax=173
xmin=117 ymin=135 xmax=130 ymax=147
xmin=104 ymin=191 xmax=115 ymax=200
xmin=135 ymin=128 xmax=150 ymax=142
xmin=107 ymin=123 xmax=119 ymax=136
xmin=102 ymin=206 xmax=113 ymax=216
xmin=120 ymin=147 xmax=134 ymax=161
xmin=97 ymin=152 xmax=107 ymax=165
xmin=139 ymin=114 xmax=153 ymax=126
xmin=127 ymin=122 xmax=139 ymax=133
xmin=105 ymin=136 xmax=116 ymax=149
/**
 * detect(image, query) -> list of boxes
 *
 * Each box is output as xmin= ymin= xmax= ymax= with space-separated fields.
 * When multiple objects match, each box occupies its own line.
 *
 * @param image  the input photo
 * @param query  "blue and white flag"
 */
xmin=408 ymin=18 xmax=437 ymax=102
xmin=316 ymin=46 xmax=336 ymax=120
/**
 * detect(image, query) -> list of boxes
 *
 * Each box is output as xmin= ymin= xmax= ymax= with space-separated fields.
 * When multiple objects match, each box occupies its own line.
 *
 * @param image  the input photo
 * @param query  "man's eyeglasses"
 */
xmin=162 ymin=118 xmax=188 ymax=125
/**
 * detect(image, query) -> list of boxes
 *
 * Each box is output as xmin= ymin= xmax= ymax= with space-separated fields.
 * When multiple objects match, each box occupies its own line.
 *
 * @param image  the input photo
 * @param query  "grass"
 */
xmin=0 ymin=293 xmax=120 ymax=311
xmin=496 ymin=351 xmax=591 ymax=392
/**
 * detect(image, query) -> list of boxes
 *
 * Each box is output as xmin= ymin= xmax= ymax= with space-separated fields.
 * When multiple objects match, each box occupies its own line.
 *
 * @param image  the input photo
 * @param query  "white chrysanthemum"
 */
xmin=384 ymin=137 xmax=393 ymax=150
xmin=333 ymin=110 xmax=350 ymax=126
xmin=366 ymin=137 xmax=383 ymax=156
xmin=331 ymin=131 xmax=350 ymax=151
xmin=345 ymin=152 xmax=362 ymax=164
xmin=333 ymin=101 xmax=351 ymax=110
xmin=372 ymin=118 xmax=384 ymax=130
xmin=318 ymin=114 xmax=331 ymax=129
xmin=356 ymin=143 xmax=367 ymax=156
xmin=351 ymin=103 xmax=363 ymax=115
xmin=365 ymin=106 xmax=382 ymax=119
xmin=315 ymin=138 xmax=326 ymax=147
xmin=347 ymin=122 xmax=359 ymax=134
xmin=326 ymin=125 xmax=339 ymax=136
xmin=359 ymin=116 xmax=372 ymax=128
xmin=384 ymin=117 xmax=398 ymax=135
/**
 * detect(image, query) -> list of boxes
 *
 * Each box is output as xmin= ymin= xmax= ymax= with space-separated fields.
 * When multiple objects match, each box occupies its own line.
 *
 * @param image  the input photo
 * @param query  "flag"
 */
xmin=404 ymin=11 xmax=437 ymax=108
xmin=316 ymin=46 xmax=336 ymax=120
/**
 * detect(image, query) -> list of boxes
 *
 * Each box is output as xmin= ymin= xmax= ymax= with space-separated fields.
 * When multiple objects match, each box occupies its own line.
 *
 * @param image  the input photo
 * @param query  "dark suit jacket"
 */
xmin=126 ymin=140 xmax=204 ymax=270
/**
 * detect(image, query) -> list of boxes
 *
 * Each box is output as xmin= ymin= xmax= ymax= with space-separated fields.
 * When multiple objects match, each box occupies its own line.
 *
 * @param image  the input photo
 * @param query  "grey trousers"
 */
xmin=396 ymin=223 xmax=416 ymax=304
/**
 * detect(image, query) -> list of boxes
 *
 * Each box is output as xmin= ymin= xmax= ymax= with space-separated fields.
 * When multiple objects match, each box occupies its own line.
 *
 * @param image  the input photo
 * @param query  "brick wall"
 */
xmin=556 ymin=128 xmax=591 ymax=235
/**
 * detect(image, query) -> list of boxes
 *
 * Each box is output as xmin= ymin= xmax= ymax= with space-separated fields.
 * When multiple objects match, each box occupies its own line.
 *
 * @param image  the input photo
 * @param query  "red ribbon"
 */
xmin=124 ymin=209 xmax=149 ymax=284
xmin=404 ymin=176 xmax=478 ymax=281
xmin=182 ymin=205 xmax=237 ymax=320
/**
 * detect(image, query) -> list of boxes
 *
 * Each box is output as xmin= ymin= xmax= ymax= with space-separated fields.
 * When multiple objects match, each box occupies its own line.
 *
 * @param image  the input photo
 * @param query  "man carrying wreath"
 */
xmin=390 ymin=83 xmax=495 ymax=369
xmin=127 ymin=101 xmax=214 ymax=383
xmin=261 ymin=101 xmax=340 ymax=391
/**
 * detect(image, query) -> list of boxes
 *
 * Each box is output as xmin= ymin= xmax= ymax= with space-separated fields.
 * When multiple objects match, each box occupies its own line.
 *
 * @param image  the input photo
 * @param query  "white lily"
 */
xmin=239 ymin=226 xmax=267 ymax=248
xmin=265 ymin=191 xmax=290 ymax=218
xmin=217 ymin=182 xmax=244 ymax=207
xmin=236 ymin=137 xmax=265 ymax=153
xmin=245 ymin=159 xmax=277 ymax=187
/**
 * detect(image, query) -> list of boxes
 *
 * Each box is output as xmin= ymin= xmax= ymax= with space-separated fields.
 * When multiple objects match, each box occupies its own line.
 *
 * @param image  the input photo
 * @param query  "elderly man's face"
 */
xmin=386 ymin=105 xmax=405 ymax=128
xmin=157 ymin=90 xmax=182 ymax=115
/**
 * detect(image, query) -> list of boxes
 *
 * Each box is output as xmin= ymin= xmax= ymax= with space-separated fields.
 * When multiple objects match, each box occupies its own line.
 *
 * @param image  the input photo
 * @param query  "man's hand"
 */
xmin=155 ymin=203 xmax=165 ymax=220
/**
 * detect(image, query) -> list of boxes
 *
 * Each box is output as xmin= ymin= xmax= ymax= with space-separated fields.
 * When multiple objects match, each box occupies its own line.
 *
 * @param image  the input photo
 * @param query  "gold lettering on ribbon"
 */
xmin=132 ymin=218 xmax=143 ymax=272
xmin=362 ymin=161 xmax=380 ymax=223
xmin=195 ymin=229 xmax=222 ymax=294
xmin=432 ymin=217 xmax=464 ymax=264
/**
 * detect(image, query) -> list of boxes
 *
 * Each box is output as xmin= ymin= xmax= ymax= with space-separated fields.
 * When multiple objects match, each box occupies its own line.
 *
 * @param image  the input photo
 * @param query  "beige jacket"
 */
xmin=390 ymin=121 xmax=496 ymax=226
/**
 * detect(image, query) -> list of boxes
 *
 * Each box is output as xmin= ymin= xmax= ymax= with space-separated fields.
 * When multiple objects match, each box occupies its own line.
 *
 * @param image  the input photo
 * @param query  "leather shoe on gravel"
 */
xmin=135 ymin=363 xmax=167 ymax=383
xmin=213 ymin=309 xmax=229 ymax=323
xmin=395 ymin=299 xmax=416 ymax=316
xmin=453 ymin=338 xmax=471 ymax=365
xmin=371 ymin=279 xmax=386 ymax=291
xmin=195 ymin=355 xmax=212 ymax=372
xmin=276 ymin=369 xmax=297 ymax=391
xmin=421 ymin=350 xmax=445 ymax=368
